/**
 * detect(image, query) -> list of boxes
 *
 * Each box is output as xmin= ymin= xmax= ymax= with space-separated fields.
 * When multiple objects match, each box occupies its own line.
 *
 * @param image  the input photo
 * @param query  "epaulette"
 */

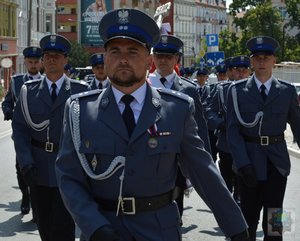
xmin=70 ymin=79 xmax=90 ymax=86
xmin=180 ymin=76 xmax=197 ymax=86
xmin=232 ymin=78 xmax=248 ymax=85
xmin=278 ymin=79 xmax=293 ymax=86
xmin=157 ymin=88 xmax=192 ymax=102
xmin=70 ymin=89 xmax=102 ymax=101
xmin=24 ymin=79 xmax=41 ymax=85
xmin=12 ymin=74 xmax=25 ymax=79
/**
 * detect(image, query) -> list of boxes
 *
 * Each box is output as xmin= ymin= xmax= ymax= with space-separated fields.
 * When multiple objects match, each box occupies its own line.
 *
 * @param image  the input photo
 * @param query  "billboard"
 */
xmin=80 ymin=0 xmax=113 ymax=46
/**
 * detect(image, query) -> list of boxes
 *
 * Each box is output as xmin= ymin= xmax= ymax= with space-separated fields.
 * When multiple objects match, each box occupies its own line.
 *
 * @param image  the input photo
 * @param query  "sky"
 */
xmin=226 ymin=0 xmax=233 ymax=9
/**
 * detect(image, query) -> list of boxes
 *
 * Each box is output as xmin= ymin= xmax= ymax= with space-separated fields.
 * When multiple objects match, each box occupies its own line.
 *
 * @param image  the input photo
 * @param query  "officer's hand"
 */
xmin=90 ymin=225 xmax=124 ymax=241
xmin=4 ymin=110 xmax=13 ymax=121
xmin=238 ymin=165 xmax=257 ymax=188
xmin=230 ymin=229 xmax=250 ymax=241
xmin=22 ymin=165 xmax=37 ymax=186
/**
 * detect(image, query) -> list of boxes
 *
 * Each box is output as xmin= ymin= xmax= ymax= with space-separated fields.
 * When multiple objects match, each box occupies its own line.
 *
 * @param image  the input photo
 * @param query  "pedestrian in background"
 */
xmin=12 ymin=34 xmax=90 ymax=241
xmin=227 ymin=36 xmax=300 ymax=241
xmin=2 ymin=46 xmax=43 ymax=220
xmin=56 ymin=8 xmax=249 ymax=241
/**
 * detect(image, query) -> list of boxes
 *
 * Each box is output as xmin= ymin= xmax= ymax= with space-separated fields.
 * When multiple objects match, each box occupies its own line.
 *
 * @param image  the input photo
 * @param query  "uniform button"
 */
xmin=127 ymin=169 xmax=135 ymax=176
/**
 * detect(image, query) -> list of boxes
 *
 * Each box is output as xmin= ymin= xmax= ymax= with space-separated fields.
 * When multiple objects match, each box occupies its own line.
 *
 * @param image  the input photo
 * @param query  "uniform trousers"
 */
xmin=34 ymin=185 xmax=75 ymax=241
xmin=218 ymin=150 xmax=239 ymax=200
xmin=238 ymin=161 xmax=287 ymax=241
xmin=208 ymin=130 xmax=218 ymax=161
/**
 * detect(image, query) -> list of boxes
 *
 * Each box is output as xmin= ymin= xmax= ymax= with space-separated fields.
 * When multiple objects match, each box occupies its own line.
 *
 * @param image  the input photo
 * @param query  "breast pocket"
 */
xmin=79 ymin=141 xmax=116 ymax=174
xmin=239 ymin=104 xmax=261 ymax=123
xmin=29 ymin=104 xmax=50 ymax=123
xmin=145 ymin=138 xmax=180 ymax=178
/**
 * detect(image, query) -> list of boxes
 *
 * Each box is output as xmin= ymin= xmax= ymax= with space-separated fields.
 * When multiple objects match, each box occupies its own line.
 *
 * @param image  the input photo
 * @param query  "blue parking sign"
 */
xmin=206 ymin=34 xmax=219 ymax=47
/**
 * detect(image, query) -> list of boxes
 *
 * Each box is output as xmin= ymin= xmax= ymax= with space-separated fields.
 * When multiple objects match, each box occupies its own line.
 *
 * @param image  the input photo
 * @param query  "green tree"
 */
xmin=285 ymin=0 xmax=300 ymax=30
xmin=219 ymin=29 xmax=241 ymax=58
xmin=68 ymin=41 xmax=91 ymax=67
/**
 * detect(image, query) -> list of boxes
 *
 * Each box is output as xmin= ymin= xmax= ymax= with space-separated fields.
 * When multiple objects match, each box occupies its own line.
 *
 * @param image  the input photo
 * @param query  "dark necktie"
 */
xmin=260 ymin=84 xmax=267 ymax=102
xmin=160 ymin=77 xmax=167 ymax=87
xmin=98 ymin=82 xmax=103 ymax=89
xmin=51 ymin=83 xmax=57 ymax=103
xmin=28 ymin=76 xmax=33 ymax=80
xmin=198 ymin=87 xmax=203 ymax=96
xmin=121 ymin=95 xmax=135 ymax=137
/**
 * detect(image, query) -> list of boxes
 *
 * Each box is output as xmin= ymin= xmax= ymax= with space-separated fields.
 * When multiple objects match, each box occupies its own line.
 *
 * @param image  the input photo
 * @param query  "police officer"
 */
xmin=2 ymin=46 xmax=42 ymax=218
xmin=89 ymin=53 xmax=110 ymax=90
xmin=195 ymin=65 xmax=209 ymax=103
xmin=227 ymin=36 xmax=300 ymax=241
xmin=215 ymin=63 xmax=228 ymax=81
xmin=12 ymin=34 xmax=90 ymax=241
xmin=225 ymin=57 xmax=235 ymax=81
xmin=56 ymin=8 xmax=249 ymax=241
xmin=148 ymin=34 xmax=211 ymax=222
xmin=231 ymin=55 xmax=252 ymax=81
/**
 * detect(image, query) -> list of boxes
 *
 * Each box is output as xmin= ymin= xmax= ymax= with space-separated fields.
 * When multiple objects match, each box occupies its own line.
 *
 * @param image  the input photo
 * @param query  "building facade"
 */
xmin=0 ymin=0 xmax=18 ymax=91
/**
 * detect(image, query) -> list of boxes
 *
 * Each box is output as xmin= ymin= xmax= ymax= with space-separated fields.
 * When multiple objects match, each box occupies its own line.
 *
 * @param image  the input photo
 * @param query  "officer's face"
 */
xmin=24 ymin=57 xmax=42 ymax=75
xmin=217 ymin=72 xmax=228 ymax=81
xmin=104 ymin=38 xmax=152 ymax=92
xmin=196 ymin=75 xmax=207 ymax=86
xmin=251 ymin=54 xmax=276 ymax=80
xmin=232 ymin=67 xmax=251 ymax=81
xmin=152 ymin=53 xmax=179 ymax=76
xmin=92 ymin=64 xmax=107 ymax=81
xmin=42 ymin=51 xmax=68 ymax=75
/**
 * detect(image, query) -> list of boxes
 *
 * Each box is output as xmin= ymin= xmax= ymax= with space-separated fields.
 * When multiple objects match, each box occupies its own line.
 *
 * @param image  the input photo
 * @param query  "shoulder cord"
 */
xmin=218 ymin=84 xmax=227 ymax=113
xmin=231 ymin=84 xmax=264 ymax=131
xmin=70 ymin=98 xmax=126 ymax=216
xmin=20 ymin=85 xmax=49 ymax=131
xmin=69 ymin=97 xmax=126 ymax=180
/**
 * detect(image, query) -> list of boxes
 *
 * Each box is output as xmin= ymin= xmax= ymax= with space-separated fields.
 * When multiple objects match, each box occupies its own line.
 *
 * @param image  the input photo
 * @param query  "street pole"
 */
xmin=27 ymin=0 xmax=32 ymax=46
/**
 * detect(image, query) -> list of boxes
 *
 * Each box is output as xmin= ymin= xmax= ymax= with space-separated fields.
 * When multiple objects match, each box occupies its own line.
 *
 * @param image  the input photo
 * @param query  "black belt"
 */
xmin=31 ymin=139 xmax=59 ymax=153
xmin=243 ymin=134 xmax=284 ymax=146
xmin=96 ymin=190 xmax=174 ymax=215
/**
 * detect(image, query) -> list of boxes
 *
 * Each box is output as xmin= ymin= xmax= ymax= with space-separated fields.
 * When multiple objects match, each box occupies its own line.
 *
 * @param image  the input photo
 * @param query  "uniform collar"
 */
xmin=254 ymin=74 xmax=273 ymax=92
xmin=45 ymin=73 xmax=66 ymax=92
xmin=112 ymin=81 xmax=147 ymax=106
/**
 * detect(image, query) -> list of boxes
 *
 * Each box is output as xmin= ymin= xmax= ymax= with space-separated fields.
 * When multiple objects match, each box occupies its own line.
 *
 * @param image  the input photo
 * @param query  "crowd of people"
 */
xmin=2 ymin=7 xmax=300 ymax=241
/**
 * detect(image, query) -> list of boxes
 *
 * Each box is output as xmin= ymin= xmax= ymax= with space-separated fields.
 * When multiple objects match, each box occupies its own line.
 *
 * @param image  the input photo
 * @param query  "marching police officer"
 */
xmin=2 ymin=46 xmax=43 ymax=218
xmin=12 ymin=34 xmax=90 ymax=241
xmin=231 ymin=55 xmax=252 ymax=81
xmin=148 ymin=34 xmax=211 ymax=222
xmin=225 ymin=57 xmax=235 ymax=81
xmin=89 ymin=53 xmax=110 ymax=90
xmin=215 ymin=63 xmax=228 ymax=81
xmin=56 ymin=8 xmax=249 ymax=241
xmin=227 ymin=36 xmax=300 ymax=241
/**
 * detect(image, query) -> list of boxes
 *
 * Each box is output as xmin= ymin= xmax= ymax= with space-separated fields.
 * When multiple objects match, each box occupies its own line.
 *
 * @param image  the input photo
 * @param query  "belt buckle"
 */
xmin=45 ymin=142 xmax=54 ymax=152
xmin=260 ymin=136 xmax=269 ymax=146
xmin=121 ymin=197 xmax=136 ymax=215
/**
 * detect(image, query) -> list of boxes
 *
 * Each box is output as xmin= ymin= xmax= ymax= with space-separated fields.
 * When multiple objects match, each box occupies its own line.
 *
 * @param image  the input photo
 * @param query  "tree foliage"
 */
xmin=68 ymin=41 xmax=91 ymax=67
xmin=223 ymin=0 xmax=300 ymax=62
xmin=285 ymin=0 xmax=300 ymax=30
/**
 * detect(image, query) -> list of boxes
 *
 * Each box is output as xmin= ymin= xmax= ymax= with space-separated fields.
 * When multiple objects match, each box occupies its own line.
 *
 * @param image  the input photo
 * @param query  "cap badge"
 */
xmin=161 ymin=36 xmax=168 ymax=45
xmin=118 ymin=9 xmax=129 ymax=24
xmin=32 ymin=47 xmax=37 ymax=53
xmin=256 ymin=37 xmax=263 ymax=45
xmin=241 ymin=56 xmax=245 ymax=61
xmin=50 ymin=35 xmax=56 ymax=47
